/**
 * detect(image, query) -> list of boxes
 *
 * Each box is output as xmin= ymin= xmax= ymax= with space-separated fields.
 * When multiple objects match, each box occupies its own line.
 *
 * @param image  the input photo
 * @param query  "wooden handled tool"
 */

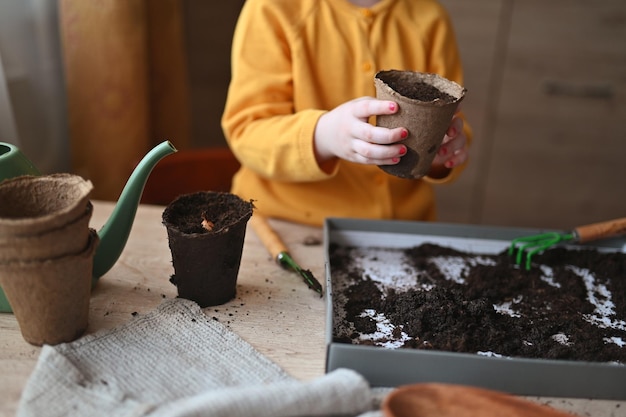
xmin=574 ymin=217 xmax=626 ymax=243
xmin=250 ymin=214 xmax=323 ymax=296
xmin=509 ymin=217 xmax=626 ymax=270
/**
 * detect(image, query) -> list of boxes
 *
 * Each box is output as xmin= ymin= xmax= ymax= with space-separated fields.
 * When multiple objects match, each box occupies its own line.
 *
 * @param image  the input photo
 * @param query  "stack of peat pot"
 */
xmin=0 ymin=174 xmax=99 ymax=345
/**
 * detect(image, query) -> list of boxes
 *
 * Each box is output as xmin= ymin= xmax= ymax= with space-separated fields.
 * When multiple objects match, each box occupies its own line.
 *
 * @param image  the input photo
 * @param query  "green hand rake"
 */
xmin=509 ymin=217 xmax=626 ymax=270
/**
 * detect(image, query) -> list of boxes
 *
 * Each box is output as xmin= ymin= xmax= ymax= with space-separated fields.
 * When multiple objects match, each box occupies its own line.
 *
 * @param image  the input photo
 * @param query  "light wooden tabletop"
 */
xmin=0 ymin=201 xmax=326 ymax=416
xmin=1 ymin=201 xmax=624 ymax=416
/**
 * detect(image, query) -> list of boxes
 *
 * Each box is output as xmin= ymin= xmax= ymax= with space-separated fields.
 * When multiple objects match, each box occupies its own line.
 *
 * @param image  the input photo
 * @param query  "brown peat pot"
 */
xmin=375 ymin=70 xmax=466 ymax=179
xmin=162 ymin=191 xmax=253 ymax=307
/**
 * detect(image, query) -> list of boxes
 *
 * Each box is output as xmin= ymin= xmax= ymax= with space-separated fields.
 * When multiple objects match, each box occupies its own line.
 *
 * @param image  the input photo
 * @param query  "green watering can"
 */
xmin=0 ymin=141 xmax=177 ymax=313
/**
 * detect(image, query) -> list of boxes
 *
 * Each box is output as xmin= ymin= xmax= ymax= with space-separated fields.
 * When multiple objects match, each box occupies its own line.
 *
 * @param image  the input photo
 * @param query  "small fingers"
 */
xmin=351 ymin=98 xmax=399 ymax=120
xmin=445 ymin=148 xmax=468 ymax=169
xmin=445 ymin=116 xmax=464 ymax=139
xmin=353 ymin=120 xmax=407 ymax=146
xmin=437 ymin=144 xmax=468 ymax=168
xmin=437 ymin=127 xmax=468 ymax=168
xmin=350 ymin=140 xmax=406 ymax=165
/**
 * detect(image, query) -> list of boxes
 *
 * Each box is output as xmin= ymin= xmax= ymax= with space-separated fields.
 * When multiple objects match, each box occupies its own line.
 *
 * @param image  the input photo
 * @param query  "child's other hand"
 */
xmin=314 ymin=97 xmax=407 ymax=166
xmin=429 ymin=115 xmax=468 ymax=176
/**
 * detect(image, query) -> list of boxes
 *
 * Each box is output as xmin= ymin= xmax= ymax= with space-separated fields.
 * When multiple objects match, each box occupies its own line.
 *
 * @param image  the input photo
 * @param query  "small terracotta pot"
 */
xmin=0 ymin=173 xmax=93 ymax=236
xmin=375 ymin=70 xmax=466 ymax=179
xmin=0 ymin=230 xmax=99 ymax=346
xmin=0 ymin=202 xmax=93 ymax=262
xmin=162 ymin=192 xmax=253 ymax=307
xmin=382 ymin=383 xmax=573 ymax=417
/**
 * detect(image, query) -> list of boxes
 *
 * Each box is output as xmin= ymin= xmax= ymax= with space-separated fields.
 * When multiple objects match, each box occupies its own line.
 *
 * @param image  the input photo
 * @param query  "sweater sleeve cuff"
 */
xmin=297 ymin=110 xmax=339 ymax=180
xmin=423 ymin=162 xmax=466 ymax=184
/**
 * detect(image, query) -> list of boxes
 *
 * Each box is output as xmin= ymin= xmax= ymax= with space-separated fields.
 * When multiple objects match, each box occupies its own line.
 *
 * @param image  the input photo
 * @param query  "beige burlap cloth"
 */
xmin=18 ymin=298 xmax=373 ymax=417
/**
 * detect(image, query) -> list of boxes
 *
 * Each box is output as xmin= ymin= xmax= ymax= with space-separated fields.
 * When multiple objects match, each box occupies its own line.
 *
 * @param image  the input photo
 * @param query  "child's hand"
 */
xmin=429 ymin=115 xmax=468 ymax=176
xmin=314 ymin=97 xmax=407 ymax=165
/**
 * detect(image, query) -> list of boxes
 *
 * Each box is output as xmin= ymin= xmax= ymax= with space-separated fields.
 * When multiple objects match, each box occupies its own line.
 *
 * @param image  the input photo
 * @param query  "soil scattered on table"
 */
xmin=330 ymin=243 xmax=626 ymax=363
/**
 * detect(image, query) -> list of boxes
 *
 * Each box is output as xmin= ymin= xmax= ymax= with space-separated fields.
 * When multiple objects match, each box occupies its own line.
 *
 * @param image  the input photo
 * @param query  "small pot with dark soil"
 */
xmin=375 ymin=70 xmax=466 ymax=179
xmin=162 ymin=192 xmax=254 ymax=307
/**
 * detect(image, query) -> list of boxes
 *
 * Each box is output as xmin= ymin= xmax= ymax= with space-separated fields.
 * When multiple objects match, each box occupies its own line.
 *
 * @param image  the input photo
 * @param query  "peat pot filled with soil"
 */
xmin=162 ymin=192 xmax=253 ymax=307
xmin=375 ymin=70 xmax=466 ymax=179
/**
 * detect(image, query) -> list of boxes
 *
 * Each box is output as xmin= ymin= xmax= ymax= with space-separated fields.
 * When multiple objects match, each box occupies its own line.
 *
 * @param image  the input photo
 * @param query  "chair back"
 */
xmin=141 ymin=147 xmax=240 ymax=205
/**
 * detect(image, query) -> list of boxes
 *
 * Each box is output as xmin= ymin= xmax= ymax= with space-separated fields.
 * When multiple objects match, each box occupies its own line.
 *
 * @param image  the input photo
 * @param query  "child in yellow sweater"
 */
xmin=222 ymin=0 xmax=470 ymax=226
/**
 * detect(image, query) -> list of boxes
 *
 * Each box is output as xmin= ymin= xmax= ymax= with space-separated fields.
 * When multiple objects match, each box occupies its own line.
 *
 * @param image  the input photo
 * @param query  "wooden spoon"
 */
xmin=382 ymin=383 xmax=574 ymax=417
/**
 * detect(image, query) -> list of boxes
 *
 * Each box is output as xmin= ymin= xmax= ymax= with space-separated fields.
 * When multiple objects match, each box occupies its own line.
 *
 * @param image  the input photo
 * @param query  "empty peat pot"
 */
xmin=0 ymin=230 xmax=99 ymax=346
xmin=0 ymin=174 xmax=96 ymax=345
xmin=162 ymin=191 xmax=253 ymax=307
xmin=0 ymin=173 xmax=93 ymax=236
xmin=375 ymin=70 xmax=466 ymax=179
xmin=0 ymin=202 xmax=94 ymax=263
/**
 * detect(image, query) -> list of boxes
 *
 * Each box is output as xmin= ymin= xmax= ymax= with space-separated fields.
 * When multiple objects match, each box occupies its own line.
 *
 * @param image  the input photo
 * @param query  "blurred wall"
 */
xmin=58 ymin=0 xmax=190 ymax=200
xmin=0 ymin=0 xmax=70 ymax=175
xmin=437 ymin=0 xmax=626 ymax=228
xmin=181 ymin=0 xmax=246 ymax=148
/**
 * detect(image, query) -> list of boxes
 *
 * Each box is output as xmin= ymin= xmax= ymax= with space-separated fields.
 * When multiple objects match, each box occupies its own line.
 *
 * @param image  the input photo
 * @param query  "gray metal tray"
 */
xmin=323 ymin=217 xmax=626 ymax=400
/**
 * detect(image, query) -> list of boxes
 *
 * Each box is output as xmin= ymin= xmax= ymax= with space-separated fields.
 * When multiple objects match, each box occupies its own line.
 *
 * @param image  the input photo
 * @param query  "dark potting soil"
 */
xmin=386 ymin=80 xmax=456 ymax=103
xmin=329 ymin=243 xmax=626 ymax=363
xmin=162 ymin=192 xmax=253 ymax=235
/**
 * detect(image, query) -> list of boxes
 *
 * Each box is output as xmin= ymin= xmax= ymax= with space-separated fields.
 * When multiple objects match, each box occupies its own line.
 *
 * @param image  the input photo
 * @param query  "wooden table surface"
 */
xmin=1 ymin=201 xmax=625 ymax=416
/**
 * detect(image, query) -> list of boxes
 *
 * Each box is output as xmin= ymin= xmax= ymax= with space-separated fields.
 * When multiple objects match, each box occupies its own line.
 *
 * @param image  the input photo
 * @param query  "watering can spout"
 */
xmin=91 ymin=140 xmax=177 ymax=282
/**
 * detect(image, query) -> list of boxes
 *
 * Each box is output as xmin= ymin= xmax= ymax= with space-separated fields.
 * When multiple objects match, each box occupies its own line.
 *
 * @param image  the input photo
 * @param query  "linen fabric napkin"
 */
xmin=18 ymin=298 xmax=372 ymax=417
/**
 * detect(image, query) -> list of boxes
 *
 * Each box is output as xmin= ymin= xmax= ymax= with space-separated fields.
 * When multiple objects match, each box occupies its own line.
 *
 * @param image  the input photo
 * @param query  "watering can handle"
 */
xmin=574 ymin=217 xmax=626 ymax=243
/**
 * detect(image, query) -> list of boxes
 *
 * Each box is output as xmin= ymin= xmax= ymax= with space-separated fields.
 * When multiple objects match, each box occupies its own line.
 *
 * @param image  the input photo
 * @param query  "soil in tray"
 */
xmin=329 ymin=243 xmax=626 ymax=363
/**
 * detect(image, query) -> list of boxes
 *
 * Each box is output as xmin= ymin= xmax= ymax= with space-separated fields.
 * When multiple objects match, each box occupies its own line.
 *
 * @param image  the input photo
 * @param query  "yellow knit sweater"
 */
xmin=222 ymin=0 xmax=470 ymax=226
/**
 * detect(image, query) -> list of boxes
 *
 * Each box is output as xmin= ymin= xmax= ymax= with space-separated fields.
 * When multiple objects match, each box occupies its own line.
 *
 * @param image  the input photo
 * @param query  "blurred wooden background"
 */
xmin=436 ymin=0 xmax=625 ymax=229
xmin=60 ymin=0 xmax=626 ymax=230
